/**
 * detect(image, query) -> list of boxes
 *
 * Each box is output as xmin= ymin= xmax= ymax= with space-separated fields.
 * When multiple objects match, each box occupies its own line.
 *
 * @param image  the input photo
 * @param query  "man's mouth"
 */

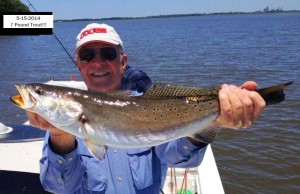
xmin=91 ymin=72 xmax=110 ymax=77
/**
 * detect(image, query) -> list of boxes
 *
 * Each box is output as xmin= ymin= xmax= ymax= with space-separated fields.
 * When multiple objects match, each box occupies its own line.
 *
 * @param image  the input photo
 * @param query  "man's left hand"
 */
xmin=216 ymin=81 xmax=266 ymax=129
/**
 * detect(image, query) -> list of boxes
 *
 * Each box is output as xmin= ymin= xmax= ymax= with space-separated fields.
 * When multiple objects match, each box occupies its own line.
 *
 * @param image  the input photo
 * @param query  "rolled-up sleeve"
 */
xmin=155 ymin=137 xmax=208 ymax=168
xmin=39 ymin=132 xmax=85 ymax=194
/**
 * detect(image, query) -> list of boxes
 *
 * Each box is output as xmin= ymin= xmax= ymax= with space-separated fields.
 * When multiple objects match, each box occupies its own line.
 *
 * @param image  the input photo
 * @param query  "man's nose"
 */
xmin=92 ymin=52 xmax=106 ymax=63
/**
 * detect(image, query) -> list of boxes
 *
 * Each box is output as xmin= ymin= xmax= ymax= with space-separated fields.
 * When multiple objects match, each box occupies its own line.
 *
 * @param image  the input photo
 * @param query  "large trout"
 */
xmin=10 ymin=82 xmax=293 ymax=160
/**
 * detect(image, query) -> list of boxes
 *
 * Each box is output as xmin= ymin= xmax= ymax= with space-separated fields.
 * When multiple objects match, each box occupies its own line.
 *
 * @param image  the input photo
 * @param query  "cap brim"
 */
xmin=74 ymin=40 xmax=120 ymax=54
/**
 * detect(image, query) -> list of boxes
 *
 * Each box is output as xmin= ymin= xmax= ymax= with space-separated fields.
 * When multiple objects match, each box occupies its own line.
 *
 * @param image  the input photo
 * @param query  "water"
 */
xmin=0 ymin=13 xmax=299 ymax=193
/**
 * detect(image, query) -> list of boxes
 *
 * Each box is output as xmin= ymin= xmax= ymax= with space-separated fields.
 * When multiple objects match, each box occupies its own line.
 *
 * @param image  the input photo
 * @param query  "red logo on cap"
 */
xmin=80 ymin=28 xmax=107 ymax=39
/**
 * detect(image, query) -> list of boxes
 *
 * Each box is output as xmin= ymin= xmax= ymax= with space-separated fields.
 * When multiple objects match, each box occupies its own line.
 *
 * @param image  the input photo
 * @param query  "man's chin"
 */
xmin=88 ymin=81 xmax=115 ymax=92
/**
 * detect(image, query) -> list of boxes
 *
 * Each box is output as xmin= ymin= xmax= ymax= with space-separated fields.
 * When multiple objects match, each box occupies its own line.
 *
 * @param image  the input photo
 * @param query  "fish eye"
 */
xmin=35 ymin=89 xmax=44 ymax=95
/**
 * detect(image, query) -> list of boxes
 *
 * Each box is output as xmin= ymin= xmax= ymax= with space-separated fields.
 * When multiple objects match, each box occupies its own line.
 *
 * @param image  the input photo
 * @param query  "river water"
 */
xmin=0 ymin=13 xmax=299 ymax=193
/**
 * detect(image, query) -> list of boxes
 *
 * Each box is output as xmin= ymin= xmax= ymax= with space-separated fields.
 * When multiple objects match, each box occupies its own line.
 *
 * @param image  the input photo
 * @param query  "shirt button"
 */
xmin=67 ymin=157 xmax=73 ymax=161
xmin=113 ymin=149 xmax=118 ymax=153
xmin=57 ymin=178 xmax=63 ymax=182
xmin=57 ymin=159 xmax=63 ymax=164
xmin=183 ymin=145 xmax=189 ymax=150
xmin=117 ymin=177 xmax=122 ymax=181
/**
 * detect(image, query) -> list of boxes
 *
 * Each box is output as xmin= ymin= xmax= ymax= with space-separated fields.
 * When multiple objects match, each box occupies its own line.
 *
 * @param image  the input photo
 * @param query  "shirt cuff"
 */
xmin=46 ymin=138 xmax=79 ymax=170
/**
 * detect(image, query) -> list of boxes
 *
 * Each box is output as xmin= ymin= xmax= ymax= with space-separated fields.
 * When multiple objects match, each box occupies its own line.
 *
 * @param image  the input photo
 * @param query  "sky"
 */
xmin=21 ymin=0 xmax=300 ymax=20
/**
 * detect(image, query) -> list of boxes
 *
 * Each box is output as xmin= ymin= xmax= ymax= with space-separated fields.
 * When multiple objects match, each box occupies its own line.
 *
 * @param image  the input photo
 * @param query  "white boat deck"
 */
xmin=0 ymin=140 xmax=43 ymax=173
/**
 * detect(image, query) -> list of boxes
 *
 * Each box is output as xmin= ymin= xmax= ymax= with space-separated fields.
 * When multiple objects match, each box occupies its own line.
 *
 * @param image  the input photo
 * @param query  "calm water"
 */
xmin=0 ymin=13 xmax=299 ymax=193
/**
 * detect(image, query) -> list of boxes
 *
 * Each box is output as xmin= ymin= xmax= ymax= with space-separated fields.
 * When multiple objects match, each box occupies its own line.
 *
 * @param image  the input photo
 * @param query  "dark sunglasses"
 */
xmin=78 ymin=47 xmax=118 ymax=63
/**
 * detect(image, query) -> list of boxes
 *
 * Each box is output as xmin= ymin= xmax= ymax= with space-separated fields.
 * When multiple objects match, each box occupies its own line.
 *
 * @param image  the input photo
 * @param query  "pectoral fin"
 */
xmin=84 ymin=139 xmax=107 ymax=160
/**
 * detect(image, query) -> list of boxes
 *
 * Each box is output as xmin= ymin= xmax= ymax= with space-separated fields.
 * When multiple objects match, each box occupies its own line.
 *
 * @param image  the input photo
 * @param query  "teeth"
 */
xmin=92 ymin=72 xmax=109 ymax=76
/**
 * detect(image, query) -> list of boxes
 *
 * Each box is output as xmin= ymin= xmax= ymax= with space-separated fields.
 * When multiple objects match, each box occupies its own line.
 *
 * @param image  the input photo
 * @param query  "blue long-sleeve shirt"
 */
xmin=39 ymin=66 xmax=208 ymax=194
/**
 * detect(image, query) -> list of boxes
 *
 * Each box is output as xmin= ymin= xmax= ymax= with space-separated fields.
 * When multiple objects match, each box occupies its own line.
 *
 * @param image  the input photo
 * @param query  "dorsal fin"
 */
xmin=143 ymin=82 xmax=220 ymax=100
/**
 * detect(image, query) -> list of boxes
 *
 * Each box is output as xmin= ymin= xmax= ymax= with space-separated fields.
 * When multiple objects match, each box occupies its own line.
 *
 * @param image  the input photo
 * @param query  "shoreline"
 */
xmin=54 ymin=10 xmax=300 ymax=22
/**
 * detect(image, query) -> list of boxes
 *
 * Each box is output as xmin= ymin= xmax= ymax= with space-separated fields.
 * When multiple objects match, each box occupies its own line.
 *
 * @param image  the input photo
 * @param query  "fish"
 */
xmin=10 ymin=81 xmax=293 ymax=160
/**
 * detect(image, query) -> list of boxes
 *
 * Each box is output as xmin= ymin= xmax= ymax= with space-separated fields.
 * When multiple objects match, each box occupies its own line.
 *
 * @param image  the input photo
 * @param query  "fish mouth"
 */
xmin=10 ymin=94 xmax=25 ymax=108
xmin=10 ymin=85 xmax=35 ymax=109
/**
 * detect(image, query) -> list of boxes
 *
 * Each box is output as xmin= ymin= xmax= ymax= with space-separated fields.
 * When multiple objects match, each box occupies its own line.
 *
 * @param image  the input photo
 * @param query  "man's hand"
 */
xmin=26 ymin=111 xmax=65 ymax=135
xmin=26 ymin=111 xmax=76 ymax=154
xmin=216 ymin=81 xmax=266 ymax=129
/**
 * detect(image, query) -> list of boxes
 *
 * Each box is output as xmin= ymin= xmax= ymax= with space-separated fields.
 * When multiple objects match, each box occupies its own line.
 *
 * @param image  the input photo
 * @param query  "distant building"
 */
xmin=263 ymin=6 xmax=283 ymax=13
xmin=263 ymin=6 xmax=269 ymax=12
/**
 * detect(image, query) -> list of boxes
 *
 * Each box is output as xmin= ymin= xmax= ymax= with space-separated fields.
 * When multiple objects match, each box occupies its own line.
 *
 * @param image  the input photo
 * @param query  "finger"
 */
xmin=241 ymin=81 xmax=257 ymax=91
xmin=25 ymin=111 xmax=39 ymax=127
xmin=36 ymin=115 xmax=51 ymax=130
xmin=228 ymin=90 xmax=243 ymax=128
xmin=25 ymin=111 xmax=50 ymax=131
xmin=239 ymin=89 xmax=254 ymax=128
xmin=248 ymin=91 xmax=266 ymax=122
xmin=218 ymin=87 xmax=234 ymax=128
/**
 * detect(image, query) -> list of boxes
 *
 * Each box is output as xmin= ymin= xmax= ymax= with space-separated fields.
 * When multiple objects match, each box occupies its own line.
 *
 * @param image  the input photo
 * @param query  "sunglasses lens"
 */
xmin=79 ymin=48 xmax=96 ymax=63
xmin=78 ymin=47 xmax=118 ymax=63
xmin=100 ymin=47 xmax=117 ymax=60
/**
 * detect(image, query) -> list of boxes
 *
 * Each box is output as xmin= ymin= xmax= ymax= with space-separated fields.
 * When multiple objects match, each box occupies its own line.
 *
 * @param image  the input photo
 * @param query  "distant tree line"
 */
xmin=0 ymin=0 xmax=30 ymax=12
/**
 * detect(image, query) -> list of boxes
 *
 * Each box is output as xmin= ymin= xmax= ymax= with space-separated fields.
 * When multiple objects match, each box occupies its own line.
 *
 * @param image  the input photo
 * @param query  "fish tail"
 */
xmin=257 ymin=81 xmax=293 ymax=106
xmin=189 ymin=121 xmax=221 ymax=144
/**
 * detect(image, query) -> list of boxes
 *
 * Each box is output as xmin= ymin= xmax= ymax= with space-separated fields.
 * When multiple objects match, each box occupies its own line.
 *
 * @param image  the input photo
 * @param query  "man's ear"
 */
xmin=121 ymin=53 xmax=128 ymax=70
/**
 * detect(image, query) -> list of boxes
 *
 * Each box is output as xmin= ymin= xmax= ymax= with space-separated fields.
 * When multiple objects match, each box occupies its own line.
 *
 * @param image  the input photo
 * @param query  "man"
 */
xmin=26 ymin=23 xmax=265 ymax=194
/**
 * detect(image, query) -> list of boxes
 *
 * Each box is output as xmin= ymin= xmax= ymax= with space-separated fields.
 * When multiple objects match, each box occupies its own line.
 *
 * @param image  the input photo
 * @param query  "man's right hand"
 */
xmin=26 ymin=111 xmax=76 ymax=154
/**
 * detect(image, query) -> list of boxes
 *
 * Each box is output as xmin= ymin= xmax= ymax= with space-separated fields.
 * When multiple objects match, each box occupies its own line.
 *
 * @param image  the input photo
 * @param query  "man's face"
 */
xmin=76 ymin=42 xmax=127 ymax=92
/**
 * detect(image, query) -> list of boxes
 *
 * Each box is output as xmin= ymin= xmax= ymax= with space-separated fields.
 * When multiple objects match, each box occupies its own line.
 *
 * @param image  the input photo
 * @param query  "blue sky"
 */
xmin=21 ymin=0 xmax=300 ymax=20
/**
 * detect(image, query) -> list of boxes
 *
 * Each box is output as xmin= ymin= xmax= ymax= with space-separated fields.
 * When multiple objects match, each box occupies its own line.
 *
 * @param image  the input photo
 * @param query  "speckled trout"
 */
xmin=10 ymin=82 xmax=293 ymax=160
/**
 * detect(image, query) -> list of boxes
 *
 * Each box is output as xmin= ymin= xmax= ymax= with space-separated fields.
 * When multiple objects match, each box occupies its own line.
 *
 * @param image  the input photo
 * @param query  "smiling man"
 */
xmin=25 ymin=23 xmax=265 ymax=194
xmin=74 ymin=24 xmax=129 ymax=92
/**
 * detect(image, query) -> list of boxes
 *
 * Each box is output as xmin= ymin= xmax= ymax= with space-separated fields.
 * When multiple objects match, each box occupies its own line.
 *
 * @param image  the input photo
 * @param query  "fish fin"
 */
xmin=80 ymin=117 xmax=107 ymax=160
xmin=79 ymin=114 xmax=96 ymax=136
xmin=104 ymin=90 xmax=143 ymax=97
xmin=84 ymin=139 xmax=107 ymax=160
xmin=189 ymin=121 xmax=221 ymax=144
xmin=143 ymin=82 xmax=219 ymax=100
xmin=257 ymin=81 xmax=293 ymax=106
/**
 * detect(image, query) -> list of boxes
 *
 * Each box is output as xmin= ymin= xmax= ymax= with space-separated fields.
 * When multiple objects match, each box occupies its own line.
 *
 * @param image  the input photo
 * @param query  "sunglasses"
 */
xmin=78 ymin=47 xmax=118 ymax=63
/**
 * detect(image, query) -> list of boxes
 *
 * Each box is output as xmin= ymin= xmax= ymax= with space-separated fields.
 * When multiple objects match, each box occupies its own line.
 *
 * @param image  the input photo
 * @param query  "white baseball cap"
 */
xmin=74 ymin=23 xmax=123 ymax=54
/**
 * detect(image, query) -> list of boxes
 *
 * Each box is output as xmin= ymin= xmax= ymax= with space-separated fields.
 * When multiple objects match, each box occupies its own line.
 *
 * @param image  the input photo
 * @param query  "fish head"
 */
xmin=11 ymin=83 xmax=83 ymax=126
